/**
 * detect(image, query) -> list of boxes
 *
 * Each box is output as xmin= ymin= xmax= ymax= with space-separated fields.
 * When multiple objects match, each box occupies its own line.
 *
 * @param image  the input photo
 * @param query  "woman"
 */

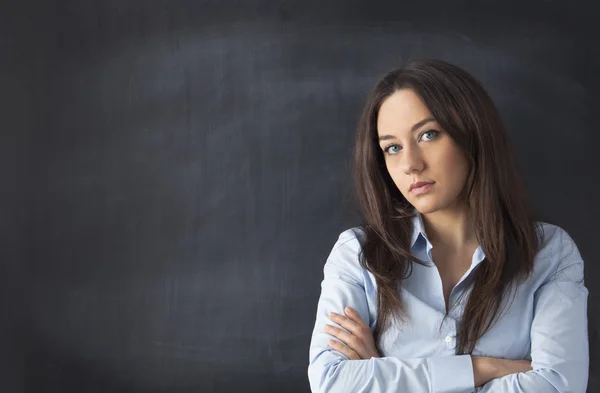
xmin=307 ymin=59 xmax=588 ymax=393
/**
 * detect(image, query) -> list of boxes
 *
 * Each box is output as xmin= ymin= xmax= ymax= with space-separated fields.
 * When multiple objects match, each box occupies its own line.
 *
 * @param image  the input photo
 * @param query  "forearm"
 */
xmin=477 ymin=367 xmax=588 ymax=393
xmin=308 ymin=347 xmax=475 ymax=393
xmin=471 ymin=356 xmax=499 ymax=388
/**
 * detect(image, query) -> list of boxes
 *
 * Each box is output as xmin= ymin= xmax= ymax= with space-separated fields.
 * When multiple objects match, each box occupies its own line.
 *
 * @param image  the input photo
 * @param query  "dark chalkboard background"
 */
xmin=2 ymin=1 xmax=598 ymax=392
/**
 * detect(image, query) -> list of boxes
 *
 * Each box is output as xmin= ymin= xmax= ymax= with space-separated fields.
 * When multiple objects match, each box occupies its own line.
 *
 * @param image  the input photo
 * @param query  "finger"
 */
xmin=328 ymin=339 xmax=360 ymax=360
xmin=329 ymin=311 xmax=363 ymax=336
xmin=326 ymin=323 xmax=373 ymax=359
xmin=342 ymin=306 xmax=369 ymax=329
xmin=324 ymin=324 xmax=357 ymax=348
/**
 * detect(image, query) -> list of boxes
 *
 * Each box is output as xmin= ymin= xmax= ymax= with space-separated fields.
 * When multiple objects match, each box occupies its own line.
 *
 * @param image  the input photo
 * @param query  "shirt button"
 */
xmin=445 ymin=335 xmax=452 ymax=343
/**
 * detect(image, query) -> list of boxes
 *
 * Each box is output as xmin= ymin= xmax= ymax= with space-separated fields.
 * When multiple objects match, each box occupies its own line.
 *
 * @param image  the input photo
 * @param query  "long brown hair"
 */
xmin=352 ymin=58 xmax=543 ymax=354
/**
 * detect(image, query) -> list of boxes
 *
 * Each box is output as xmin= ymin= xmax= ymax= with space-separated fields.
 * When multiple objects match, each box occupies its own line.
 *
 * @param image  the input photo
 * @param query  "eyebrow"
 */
xmin=377 ymin=117 xmax=437 ymax=143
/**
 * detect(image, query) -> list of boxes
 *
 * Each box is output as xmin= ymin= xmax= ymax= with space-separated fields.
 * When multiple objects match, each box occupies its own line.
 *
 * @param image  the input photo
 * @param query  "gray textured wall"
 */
xmin=2 ymin=1 xmax=597 ymax=392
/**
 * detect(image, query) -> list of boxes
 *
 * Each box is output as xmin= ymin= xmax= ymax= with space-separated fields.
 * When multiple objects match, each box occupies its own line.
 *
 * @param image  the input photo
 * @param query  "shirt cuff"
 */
xmin=427 ymin=354 xmax=475 ymax=393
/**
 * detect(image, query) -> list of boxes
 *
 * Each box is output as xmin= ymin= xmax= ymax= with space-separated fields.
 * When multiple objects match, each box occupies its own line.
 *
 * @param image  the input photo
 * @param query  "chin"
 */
xmin=410 ymin=200 xmax=441 ymax=215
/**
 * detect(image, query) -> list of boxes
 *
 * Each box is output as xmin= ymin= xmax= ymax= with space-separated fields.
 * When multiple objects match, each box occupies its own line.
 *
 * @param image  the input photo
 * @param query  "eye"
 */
xmin=383 ymin=144 xmax=401 ymax=155
xmin=420 ymin=130 xmax=439 ymax=141
xmin=382 ymin=129 xmax=440 ymax=156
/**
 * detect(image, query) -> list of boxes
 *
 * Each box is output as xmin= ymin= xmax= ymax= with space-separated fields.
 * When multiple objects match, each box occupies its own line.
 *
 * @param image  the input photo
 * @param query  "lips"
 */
xmin=409 ymin=181 xmax=435 ymax=192
xmin=411 ymin=183 xmax=434 ymax=196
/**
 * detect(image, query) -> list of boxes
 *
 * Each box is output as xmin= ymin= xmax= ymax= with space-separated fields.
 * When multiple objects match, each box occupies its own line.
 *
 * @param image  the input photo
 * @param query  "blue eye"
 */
xmin=384 ymin=144 xmax=401 ymax=155
xmin=382 ymin=130 xmax=439 ymax=156
xmin=421 ymin=130 xmax=439 ymax=141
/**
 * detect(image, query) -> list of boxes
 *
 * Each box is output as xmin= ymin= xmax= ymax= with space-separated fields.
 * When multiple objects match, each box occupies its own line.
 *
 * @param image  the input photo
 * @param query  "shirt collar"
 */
xmin=410 ymin=208 xmax=430 ymax=248
xmin=409 ymin=208 xmax=487 ymax=268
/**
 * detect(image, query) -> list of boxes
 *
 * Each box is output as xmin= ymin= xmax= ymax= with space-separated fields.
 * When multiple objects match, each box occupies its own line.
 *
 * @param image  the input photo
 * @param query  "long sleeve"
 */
xmin=307 ymin=229 xmax=475 ymax=393
xmin=477 ymin=228 xmax=589 ymax=393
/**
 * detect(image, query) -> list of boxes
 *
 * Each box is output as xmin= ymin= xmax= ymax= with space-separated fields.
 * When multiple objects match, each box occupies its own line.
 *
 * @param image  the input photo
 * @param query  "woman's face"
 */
xmin=376 ymin=88 xmax=470 ymax=214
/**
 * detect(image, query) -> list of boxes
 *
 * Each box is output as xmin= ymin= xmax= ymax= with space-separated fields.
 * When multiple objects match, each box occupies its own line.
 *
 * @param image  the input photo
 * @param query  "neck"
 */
xmin=420 ymin=203 xmax=477 ymax=253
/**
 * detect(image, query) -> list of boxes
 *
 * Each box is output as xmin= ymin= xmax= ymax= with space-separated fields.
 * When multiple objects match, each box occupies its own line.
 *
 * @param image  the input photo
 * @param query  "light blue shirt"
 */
xmin=308 ymin=211 xmax=589 ymax=393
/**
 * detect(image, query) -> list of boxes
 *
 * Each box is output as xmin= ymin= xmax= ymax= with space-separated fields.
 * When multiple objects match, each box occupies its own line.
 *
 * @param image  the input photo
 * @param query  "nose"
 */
xmin=400 ymin=144 xmax=425 ymax=175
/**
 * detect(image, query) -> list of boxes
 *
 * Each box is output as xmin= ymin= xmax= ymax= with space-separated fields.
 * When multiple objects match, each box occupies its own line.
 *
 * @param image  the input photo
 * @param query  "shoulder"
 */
xmin=535 ymin=221 xmax=582 ymax=260
xmin=532 ymin=221 xmax=584 ymax=281
xmin=331 ymin=226 xmax=366 ymax=251
xmin=323 ymin=226 xmax=370 ymax=282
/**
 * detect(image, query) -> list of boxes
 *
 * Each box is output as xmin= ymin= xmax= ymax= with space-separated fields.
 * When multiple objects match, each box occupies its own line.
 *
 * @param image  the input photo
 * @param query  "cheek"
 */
xmin=438 ymin=149 xmax=469 ymax=187
xmin=385 ymin=161 xmax=408 ymax=188
xmin=382 ymin=165 xmax=403 ymax=197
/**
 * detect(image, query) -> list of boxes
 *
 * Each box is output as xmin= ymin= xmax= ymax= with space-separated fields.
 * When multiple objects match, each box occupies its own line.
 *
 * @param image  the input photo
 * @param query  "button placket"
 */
xmin=439 ymin=317 xmax=456 ymax=348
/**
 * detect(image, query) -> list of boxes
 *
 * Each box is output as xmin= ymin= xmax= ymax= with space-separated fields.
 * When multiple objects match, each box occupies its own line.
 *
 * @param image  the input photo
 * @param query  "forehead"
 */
xmin=377 ymin=89 xmax=433 ymax=134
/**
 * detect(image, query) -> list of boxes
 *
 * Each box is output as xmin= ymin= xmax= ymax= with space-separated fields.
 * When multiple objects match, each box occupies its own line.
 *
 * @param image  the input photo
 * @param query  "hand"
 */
xmin=493 ymin=358 xmax=533 ymax=377
xmin=324 ymin=306 xmax=381 ymax=360
xmin=471 ymin=356 xmax=532 ymax=387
